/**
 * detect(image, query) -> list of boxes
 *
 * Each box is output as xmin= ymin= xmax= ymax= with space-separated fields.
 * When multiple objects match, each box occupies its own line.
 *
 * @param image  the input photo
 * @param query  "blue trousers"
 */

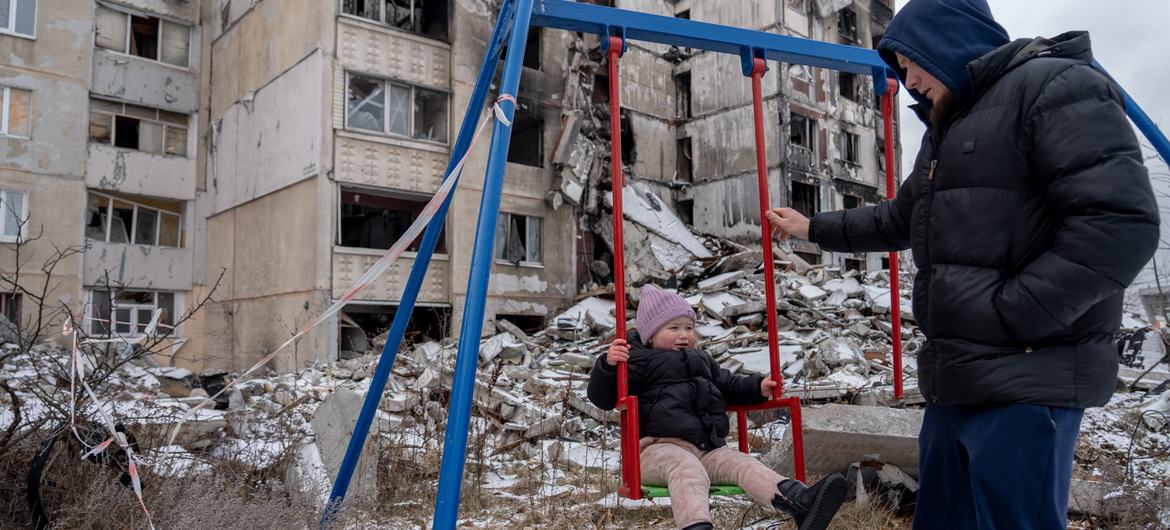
xmin=913 ymin=403 xmax=1084 ymax=530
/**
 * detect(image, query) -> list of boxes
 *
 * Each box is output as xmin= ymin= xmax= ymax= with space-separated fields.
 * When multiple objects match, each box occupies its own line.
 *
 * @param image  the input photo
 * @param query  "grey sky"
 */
xmin=894 ymin=0 xmax=1170 ymax=173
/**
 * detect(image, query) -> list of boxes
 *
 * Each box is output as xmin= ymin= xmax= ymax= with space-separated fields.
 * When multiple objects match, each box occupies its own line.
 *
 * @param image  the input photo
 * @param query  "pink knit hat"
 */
xmin=636 ymin=284 xmax=697 ymax=344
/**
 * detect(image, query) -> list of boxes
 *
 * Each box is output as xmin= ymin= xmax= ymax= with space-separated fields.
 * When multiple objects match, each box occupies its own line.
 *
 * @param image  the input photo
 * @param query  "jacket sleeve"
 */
xmin=809 ymin=162 xmax=917 ymax=253
xmin=587 ymin=355 xmax=619 ymax=411
xmin=708 ymin=355 xmax=766 ymax=405
xmin=995 ymin=64 xmax=1159 ymax=343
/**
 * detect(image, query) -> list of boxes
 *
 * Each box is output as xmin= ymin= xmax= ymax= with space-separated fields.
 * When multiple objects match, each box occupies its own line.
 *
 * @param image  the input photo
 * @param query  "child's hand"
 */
xmin=606 ymin=339 xmax=630 ymax=366
xmin=760 ymin=377 xmax=778 ymax=398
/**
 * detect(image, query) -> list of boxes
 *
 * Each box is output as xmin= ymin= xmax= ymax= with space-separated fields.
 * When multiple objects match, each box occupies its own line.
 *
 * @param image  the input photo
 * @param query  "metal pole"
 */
xmin=881 ymin=77 xmax=903 ymax=400
xmin=1094 ymin=61 xmax=1170 ymax=165
xmin=432 ymin=0 xmax=536 ymax=527
xmin=321 ymin=0 xmax=516 ymax=524
xmin=746 ymin=55 xmax=782 ymax=400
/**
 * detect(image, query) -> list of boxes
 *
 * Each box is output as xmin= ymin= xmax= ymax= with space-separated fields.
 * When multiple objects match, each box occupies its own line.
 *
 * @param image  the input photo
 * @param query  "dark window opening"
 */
xmin=676 ymin=137 xmax=693 ymax=182
xmin=346 ymin=0 xmax=449 ymax=41
xmin=674 ymin=71 xmax=692 ymax=119
xmin=114 ymin=116 xmax=140 ymax=149
xmin=339 ymin=189 xmax=446 ymax=252
xmin=0 ymin=293 xmax=20 ymax=324
xmin=881 ymin=256 xmax=890 ymax=270
xmin=524 ymin=29 xmax=541 ymax=69
xmin=619 ymin=109 xmax=636 ymax=163
xmin=839 ymin=72 xmax=858 ymax=102
xmin=340 ymin=304 xmax=449 ymax=356
xmin=837 ymin=7 xmax=858 ymax=43
xmin=496 ymin=314 xmax=545 ymax=335
xmin=593 ymin=73 xmax=610 ymax=105
xmin=494 ymin=213 xmax=542 ymax=264
xmin=507 ymin=102 xmax=544 ymax=167
xmin=796 ymin=251 xmax=821 ymax=265
xmin=842 ymin=131 xmax=860 ymax=165
xmin=677 ymin=198 xmax=694 ymax=226
xmin=130 ymin=15 xmax=160 ymax=60
xmin=790 ymin=180 xmax=819 ymax=218
xmin=844 ymin=257 xmax=864 ymax=273
xmin=790 ymin=112 xmax=814 ymax=150
xmin=675 ymin=9 xmax=690 ymax=19
xmin=843 ymin=194 xmax=862 ymax=209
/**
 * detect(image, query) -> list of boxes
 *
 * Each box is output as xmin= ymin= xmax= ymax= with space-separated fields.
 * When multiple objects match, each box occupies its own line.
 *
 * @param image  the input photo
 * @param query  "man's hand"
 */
xmin=765 ymin=208 xmax=810 ymax=241
xmin=760 ymin=377 xmax=778 ymax=398
xmin=606 ymin=339 xmax=630 ymax=366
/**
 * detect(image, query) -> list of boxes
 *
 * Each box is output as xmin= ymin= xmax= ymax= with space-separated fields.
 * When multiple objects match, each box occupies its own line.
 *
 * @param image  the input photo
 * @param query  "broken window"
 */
xmin=789 ymin=112 xmax=815 ymax=151
xmin=844 ymin=257 xmax=864 ymax=273
xmin=675 ymin=9 xmax=690 ymax=19
xmin=342 ymin=0 xmax=449 ymax=41
xmin=592 ymin=73 xmax=609 ymax=105
xmin=346 ymin=73 xmax=449 ymax=143
xmin=506 ymin=100 xmax=544 ymax=167
xmin=0 ymin=292 xmax=19 ymax=324
xmin=795 ymin=251 xmax=821 ymax=265
xmin=843 ymin=194 xmax=862 ymax=209
xmin=0 ymin=86 xmax=30 ymax=138
xmin=839 ymin=72 xmax=858 ymax=102
xmin=837 ymin=7 xmax=858 ymax=43
xmin=518 ymin=28 xmax=541 ymax=69
xmin=88 ymin=289 xmax=177 ymax=337
xmin=0 ymin=0 xmax=35 ymax=37
xmin=89 ymin=98 xmax=188 ymax=157
xmin=494 ymin=213 xmax=542 ymax=265
xmin=790 ymin=180 xmax=819 ymax=219
xmin=86 ymin=191 xmax=183 ymax=247
xmin=841 ymin=131 xmax=860 ymax=165
xmin=619 ymin=109 xmax=636 ymax=163
xmin=676 ymin=137 xmax=693 ymax=182
xmin=787 ymin=0 xmax=809 ymax=13
xmin=0 ymin=188 xmax=27 ymax=242
xmin=674 ymin=71 xmax=691 ymax=119
xmin=338 ymin=188 xmax=446 ymax=252
xmin=340 ymin=304 xmax=450 ymax=354
xmin=95 ymin=4 xmax=190 ymax=68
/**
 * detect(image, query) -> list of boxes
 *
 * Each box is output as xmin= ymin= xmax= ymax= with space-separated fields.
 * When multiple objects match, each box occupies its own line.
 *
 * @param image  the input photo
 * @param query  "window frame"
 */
xmin=85 ymin=190 xmax=183 ymax=248
xmin=94 ymin=3 xmax=191 ymax=69
xmin=339 ymin=0 xmax=449 ymax=42
xmin=0 ymin=188 xmax=28 ymax=243
xmin=841 ymin=131 xmax=861 ymax=165
xmin=494 ymin=212 xmax=543 ymax=266
xmin=0 ymin=0 xmax=36 ymax=39
xmin=837 ymin=7 xmax=859 ymax=43
xmin=345 ymin=72 xmax=449 ymax=145
xmin=88 ymin=97 xmax=189 ymax=157
xmin=0 ymin=86 xmax=30 ymax=138
xmin=86 ymin=288 xmax=179 ymax=337
xmin=335 ymin=185 xmax=448 ymax=253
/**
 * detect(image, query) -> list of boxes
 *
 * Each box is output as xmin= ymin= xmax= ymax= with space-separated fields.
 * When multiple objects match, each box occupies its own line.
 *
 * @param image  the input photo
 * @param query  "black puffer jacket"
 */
xmin=811 ymin=32 xmax=1159 ymax=408
xmin=587 ymin=332 xmax=766 ymax=450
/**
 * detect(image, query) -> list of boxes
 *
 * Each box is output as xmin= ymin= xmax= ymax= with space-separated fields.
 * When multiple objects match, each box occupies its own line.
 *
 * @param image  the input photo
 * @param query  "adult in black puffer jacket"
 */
xmin=765 ymin=1 xmax=1158 ymax=529
xmin=587 ymin=330 xmax=764 ymax=451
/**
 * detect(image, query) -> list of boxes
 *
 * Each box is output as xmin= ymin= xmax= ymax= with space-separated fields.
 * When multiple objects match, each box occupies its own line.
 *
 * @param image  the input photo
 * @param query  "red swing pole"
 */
xmin=881 ymin=77 xmax=903 ymax=400
xmin=606 ymin=34 xmax=642 ymax=500
xmin=748 ymin=57 xmax=783 ymax=401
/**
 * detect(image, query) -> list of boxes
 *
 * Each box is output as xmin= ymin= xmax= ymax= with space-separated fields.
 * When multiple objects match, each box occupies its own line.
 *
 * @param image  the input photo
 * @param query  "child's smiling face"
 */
xmin=649 ymin=316 xmax=697 ymax=350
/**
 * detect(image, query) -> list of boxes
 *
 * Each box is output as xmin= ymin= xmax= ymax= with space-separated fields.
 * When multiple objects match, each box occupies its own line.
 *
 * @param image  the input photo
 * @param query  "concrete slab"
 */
xmin=765 ymin=404 xmax=923 ymax=479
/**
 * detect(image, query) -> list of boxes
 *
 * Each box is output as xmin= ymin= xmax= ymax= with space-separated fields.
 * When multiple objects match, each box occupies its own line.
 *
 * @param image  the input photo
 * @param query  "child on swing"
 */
xmin=588 ymin=284 xmax=848 ymax=530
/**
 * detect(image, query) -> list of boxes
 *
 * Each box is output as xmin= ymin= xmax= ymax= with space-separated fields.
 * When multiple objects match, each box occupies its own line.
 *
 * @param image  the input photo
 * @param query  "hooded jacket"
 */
xmin=587 ymin=332 xmax=766 ymax=450
xmin=809 ymin=0 xmax=1159 ymax=408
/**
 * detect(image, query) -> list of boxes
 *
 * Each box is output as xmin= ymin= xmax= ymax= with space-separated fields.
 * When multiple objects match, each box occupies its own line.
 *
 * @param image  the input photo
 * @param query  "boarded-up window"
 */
xmin=1 ymin=86 xmax=30 ymax=137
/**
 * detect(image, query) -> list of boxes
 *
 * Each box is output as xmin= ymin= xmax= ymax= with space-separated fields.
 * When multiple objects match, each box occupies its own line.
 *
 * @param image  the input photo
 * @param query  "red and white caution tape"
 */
xmin=167 ymin=95 xmax=517 ymax=447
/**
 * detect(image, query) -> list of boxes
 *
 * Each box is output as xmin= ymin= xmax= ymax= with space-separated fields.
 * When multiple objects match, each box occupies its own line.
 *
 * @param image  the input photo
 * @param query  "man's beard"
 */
xmin=928 ymin=91 xmax=956 ymax=127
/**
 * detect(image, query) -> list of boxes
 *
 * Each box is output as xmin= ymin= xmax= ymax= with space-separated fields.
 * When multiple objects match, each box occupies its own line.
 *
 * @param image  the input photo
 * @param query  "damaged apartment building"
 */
xmin=0 ymin=0 xmax=895 ymax=374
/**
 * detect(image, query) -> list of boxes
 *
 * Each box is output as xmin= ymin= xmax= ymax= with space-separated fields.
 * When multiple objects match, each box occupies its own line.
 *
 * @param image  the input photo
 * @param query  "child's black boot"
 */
xmin=771 ymin=474 xmax=849 ymax=530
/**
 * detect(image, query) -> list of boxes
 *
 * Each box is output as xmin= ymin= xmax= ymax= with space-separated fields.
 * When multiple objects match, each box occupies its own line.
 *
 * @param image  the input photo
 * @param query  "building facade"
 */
xmin=0 ymin=0 xmax=896 ymax=374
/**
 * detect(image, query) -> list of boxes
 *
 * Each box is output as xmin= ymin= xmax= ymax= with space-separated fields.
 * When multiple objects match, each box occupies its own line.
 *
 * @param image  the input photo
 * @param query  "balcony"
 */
xmin=333 ymin=248 xmax=448 ymax=303
xmin=83 ymin=242 xmax=194 ymax=292
xmin=86 ymin=143 xmax=196 ymax=201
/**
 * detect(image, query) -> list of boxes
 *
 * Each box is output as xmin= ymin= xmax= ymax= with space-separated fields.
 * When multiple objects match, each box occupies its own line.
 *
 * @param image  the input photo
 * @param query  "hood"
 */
xmin=877 ymin=0 xmax=1010 ymax=108
xmin=967 ymin=31 xmax=1095 ymax=92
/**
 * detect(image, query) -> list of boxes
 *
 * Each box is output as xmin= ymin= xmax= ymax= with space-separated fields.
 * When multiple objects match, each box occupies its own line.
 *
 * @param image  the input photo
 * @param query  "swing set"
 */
xmin=319 ymin=0 xmax=1170 ymax=528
